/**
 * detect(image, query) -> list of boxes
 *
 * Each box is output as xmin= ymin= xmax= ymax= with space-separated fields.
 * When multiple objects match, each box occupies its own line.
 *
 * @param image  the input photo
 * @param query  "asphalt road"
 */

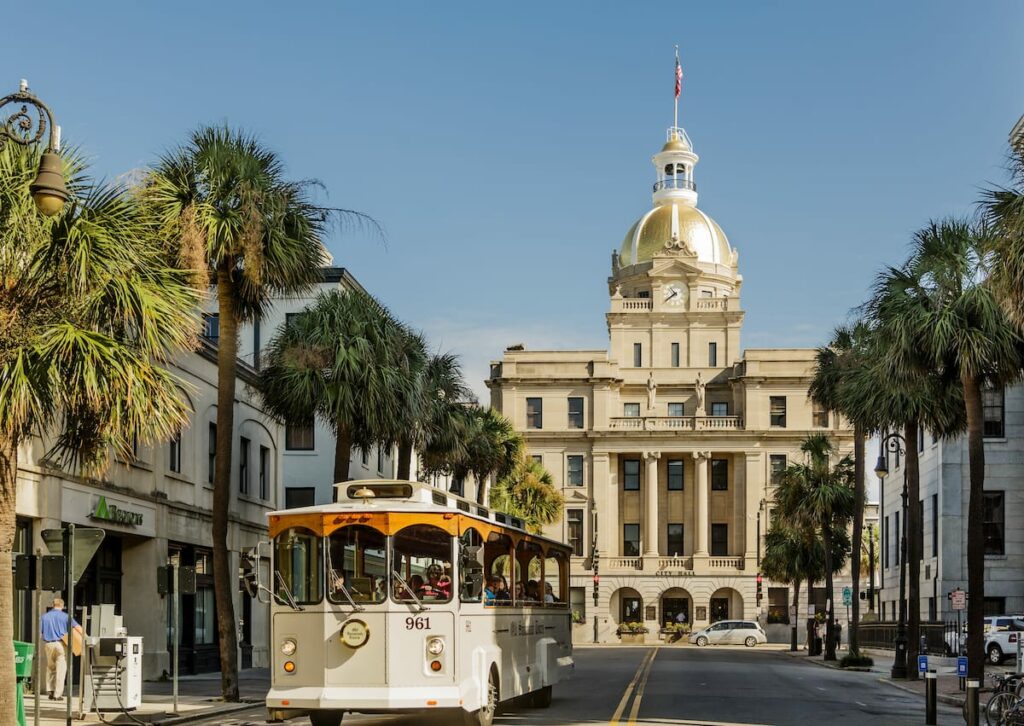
xmin=189 ymin=645 xmax=965 ymax=726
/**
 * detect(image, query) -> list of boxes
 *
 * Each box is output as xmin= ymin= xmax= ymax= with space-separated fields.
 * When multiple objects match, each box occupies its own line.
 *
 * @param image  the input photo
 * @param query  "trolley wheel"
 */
xmin=531 ymin=685 xmax=553 ymax=708
xmin=464 ymin=667 xmax=498 ymax=726
xmin=308 ymin=709 xmax=344 ymax=726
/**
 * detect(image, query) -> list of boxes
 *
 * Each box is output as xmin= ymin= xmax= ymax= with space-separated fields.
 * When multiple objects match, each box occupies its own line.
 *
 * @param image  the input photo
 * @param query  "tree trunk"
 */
xmin=823 ymin=525 xmax=837 ymax=661
xmin=476 ymin=474 xmax=489 ymax=506
xmin=791 ymin=578 xmax=801 ymax=652
xmin=904 ymin=420 xmax=921 ymax=681
xmin=849 ymin=424 xmax=865 ymax=656
xmin=213 ymin=270 xmax=240 ymax=701
xmin=333 ymin=423 xmax=353 ymax=490
xmin=0 ymin=432 xmax=20 ymax=725
xmin=963 ymin=373 xmax=986 ymax=680
xmin=397 ymin=439 xmax=413 ymax=480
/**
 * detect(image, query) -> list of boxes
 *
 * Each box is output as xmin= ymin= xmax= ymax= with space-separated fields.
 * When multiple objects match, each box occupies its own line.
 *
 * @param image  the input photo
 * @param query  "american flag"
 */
xmin=675 ymin=50 xmax=683 ymax=98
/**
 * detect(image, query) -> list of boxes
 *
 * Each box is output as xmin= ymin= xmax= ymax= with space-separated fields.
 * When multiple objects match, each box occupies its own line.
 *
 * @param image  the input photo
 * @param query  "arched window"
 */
xmin=392 ymin=524 xmax=453 ymax=603
xmin=326 ymin=525 xmax=387 ymax=604
xmin=273 ymin=527 xmax=322 ymax=605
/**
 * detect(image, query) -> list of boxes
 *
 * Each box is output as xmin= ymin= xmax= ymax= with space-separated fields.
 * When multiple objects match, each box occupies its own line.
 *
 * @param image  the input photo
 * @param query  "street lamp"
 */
xmin=1 ymin=80 xmax=68 ymax=216
xmin=875 ymin=432 xmax=909 ymax=679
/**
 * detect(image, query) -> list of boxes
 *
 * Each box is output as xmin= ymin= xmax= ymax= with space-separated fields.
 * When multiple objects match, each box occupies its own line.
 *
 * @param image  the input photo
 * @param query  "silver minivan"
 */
xmin=689 ymin=620 xmax=767 ymax=647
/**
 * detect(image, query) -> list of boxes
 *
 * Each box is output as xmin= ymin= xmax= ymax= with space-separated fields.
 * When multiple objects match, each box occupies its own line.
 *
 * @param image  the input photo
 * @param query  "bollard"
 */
xmin=925 ymin=670 xmax=937 ymax=725
xmin=965 ymin=679 xmax=980 ymax=726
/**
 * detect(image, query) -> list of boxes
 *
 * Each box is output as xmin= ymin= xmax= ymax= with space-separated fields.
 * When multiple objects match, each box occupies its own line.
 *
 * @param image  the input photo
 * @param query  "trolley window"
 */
xmin=392 ymin=524 xmax=453 ymax=603
xmin=327 ymin=525 xmax=387 ymax=604
xmin=273 ymin=527 xmax=322 ymax=605
xmin=545 ymin=551 xmax=569 ymax=606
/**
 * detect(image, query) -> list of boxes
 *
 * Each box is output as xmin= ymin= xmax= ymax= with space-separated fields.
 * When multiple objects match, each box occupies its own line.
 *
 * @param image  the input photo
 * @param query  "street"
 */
xmin=183 ymin=646 xmax=964 ymax=726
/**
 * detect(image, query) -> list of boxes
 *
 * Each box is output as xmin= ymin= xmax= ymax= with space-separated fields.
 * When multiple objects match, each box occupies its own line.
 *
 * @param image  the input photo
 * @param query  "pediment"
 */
xmin=647 ymin=254 xmax=702 ymax=279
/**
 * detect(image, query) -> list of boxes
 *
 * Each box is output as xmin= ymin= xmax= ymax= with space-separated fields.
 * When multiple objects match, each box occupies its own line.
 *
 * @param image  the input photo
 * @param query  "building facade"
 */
xmin=487 ymin=123 xmax=854 ymax=643
xmin=14 ymin=341 xmax=280 ymax=677
xmin=877 ymin=383 xmax=1024 ymax=623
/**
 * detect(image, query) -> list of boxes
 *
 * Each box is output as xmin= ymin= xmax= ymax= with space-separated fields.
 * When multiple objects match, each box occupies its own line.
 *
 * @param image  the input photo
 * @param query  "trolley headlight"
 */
xmin=281 ymin=638 xmax=297 ymax=656
xmin=426 ymin=637 xmax=445 ymax=656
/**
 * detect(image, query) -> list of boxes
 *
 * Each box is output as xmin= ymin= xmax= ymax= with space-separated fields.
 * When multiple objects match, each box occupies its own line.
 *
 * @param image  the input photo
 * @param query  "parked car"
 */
xmin=944 ymin=616 xmax=1024 ymax=664
xmin=689 ymin=620 xmax=767 ymax=648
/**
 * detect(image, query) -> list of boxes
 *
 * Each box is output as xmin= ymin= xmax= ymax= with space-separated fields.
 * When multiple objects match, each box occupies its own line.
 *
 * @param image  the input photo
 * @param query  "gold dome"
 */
xmin=661 ymin=136 xmax=691 ymax=152
xmin=619 ymin=203 xmax=732 ymax=266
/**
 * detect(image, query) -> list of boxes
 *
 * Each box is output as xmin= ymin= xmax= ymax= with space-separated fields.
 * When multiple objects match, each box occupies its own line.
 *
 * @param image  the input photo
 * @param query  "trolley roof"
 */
xmin=267 ymin=479 xmax=571 ymax=552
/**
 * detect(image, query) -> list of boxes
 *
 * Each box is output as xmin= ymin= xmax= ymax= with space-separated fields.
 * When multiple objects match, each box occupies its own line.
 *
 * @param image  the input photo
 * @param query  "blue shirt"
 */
xmin=40 ymin=609 xmax=78 ymax=643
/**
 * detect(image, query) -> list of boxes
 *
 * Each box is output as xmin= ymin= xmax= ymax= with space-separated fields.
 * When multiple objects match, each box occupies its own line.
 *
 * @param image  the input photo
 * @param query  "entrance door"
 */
xmin=662 ymin=597 xmax=690 ymax=627
xmin=621 ymin=596 xmax=642 ymax=623
xmin=710 ymin=597 xmax=729 ymax=623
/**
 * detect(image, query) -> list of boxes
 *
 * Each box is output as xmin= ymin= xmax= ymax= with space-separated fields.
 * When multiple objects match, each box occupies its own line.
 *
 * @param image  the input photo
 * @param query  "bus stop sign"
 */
xmin=957 ymin=656 xmax=968 ymax=677
xmin=918 ymin=655 xmax=928 ymax=673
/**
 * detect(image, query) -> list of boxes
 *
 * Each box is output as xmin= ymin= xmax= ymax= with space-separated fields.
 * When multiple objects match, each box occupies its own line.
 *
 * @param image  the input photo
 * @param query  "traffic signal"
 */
xmin=756 ymin=574 xmax=763 ymax=605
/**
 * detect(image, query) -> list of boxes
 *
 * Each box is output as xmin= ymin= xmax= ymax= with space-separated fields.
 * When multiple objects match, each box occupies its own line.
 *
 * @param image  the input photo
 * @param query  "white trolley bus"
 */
xmin=255 ymin=479 xmax=574 ymax=726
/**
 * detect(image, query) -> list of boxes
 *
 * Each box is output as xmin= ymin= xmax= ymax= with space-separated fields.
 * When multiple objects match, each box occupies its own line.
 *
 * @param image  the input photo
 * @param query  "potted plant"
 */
xmin=660 ymin=622 xmax=691 ymax=643
xmin=616 ymin=621 xmax=649 ymax=644
xmin=571 ymin=610 xmax=586 ymax=625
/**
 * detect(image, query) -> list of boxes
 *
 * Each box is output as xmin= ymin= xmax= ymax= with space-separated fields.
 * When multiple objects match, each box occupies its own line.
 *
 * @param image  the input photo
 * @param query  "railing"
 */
xmin=611 ymin=299 xmax=654 ymax=312
xmin=657 ymin=556 xmax=693 ymax=572
xmin=604 ymin=557 xmax=644 ymax=571
xmin=708 ymin=557 xmax=745 ymax=569
xmin=610 ymin=416 xmax=743 ymax=431
xmin=857 ymin=621 xmax=955 ymax=655
xmin=653 ymin=178 xmax=697 ymax=193
xmin=695 ymin=298 xmax=728 ymax=311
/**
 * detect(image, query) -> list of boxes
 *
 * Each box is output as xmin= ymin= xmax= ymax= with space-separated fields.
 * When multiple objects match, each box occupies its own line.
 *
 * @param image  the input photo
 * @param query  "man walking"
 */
xmin=40 ymin=598 xmax=80 ymax=700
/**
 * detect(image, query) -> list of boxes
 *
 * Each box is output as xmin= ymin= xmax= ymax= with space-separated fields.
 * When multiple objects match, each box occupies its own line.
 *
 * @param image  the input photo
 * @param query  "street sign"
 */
xmin=918 ymin=655 xmax=928 ymax=673
xmin=41 ymin=527 xmax=105 ymax=582
xmin=950 ymin=589 xmax=967 ymax=610
xmin=957 ymin=656 xmax=968 ymax=677
xmin=842 ymin=587 xmax=852 ymax=607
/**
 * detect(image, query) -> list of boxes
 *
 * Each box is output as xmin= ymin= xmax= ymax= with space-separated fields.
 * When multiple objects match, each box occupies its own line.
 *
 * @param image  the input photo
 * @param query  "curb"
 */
xmin=147 ymin=700 xmax=259 ymax=725
xmin=781 ymin=650 xmax=875 ymax=673
xmin=876 ymin=677 xmax=966 ymax=708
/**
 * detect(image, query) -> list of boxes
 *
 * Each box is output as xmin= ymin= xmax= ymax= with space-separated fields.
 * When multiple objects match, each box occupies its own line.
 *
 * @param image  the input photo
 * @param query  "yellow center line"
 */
xmin=610 ymin=647 xmax=657 ymax=725
xmin=627 ymin=646 xmax=659 ymax=724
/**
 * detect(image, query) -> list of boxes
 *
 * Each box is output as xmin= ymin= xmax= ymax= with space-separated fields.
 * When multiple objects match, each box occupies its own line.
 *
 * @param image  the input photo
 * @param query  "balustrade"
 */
xmin=708 ymin=557 xmax=745 ymax=569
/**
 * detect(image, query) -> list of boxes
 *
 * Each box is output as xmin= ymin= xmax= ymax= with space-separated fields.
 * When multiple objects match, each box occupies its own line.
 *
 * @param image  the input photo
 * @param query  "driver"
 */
xmin=416 ymin=563 xmax=451 ymax=600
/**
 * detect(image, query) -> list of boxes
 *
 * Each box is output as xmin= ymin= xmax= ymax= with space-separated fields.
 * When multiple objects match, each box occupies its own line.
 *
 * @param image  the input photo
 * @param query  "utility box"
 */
xmin=83 ymin=605 xmax=143 ymax=711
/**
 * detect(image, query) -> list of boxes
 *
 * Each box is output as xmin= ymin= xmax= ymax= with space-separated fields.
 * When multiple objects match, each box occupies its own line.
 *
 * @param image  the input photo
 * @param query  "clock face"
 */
xmin=664 ymin=283 xmax=687 ymax=307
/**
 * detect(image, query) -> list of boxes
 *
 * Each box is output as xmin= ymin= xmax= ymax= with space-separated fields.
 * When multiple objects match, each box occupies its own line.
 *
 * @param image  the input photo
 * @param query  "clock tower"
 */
xmin=608 ymin=125 xmax=743 ymax=372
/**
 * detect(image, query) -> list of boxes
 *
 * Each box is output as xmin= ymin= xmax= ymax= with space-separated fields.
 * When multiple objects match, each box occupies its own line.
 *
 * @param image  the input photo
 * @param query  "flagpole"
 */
xmin=674 ymin=45 xmax=679 ymax=131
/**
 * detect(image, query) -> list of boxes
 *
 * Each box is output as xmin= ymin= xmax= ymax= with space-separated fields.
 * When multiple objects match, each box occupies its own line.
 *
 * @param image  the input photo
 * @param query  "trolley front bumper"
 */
xmin=267 ymin=684 xmax=465 ymax=714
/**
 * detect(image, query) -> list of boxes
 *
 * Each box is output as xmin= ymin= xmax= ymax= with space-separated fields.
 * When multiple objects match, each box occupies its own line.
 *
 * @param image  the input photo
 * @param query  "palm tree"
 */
xmin=810 ymin=323 xmax=870 ymax=656
xmin=259 ymin=288 xmax=415 ymax=484
xmin=762 ymin=520 xmax=839 ymax=652
xmin=0 ymin=143 xmax=197 ymax=723
xmin=146 ymin=126 xmax=326 ymax=700
xmin=462 ymin=408 xmax=523 ymax=504
xmin=867 ymin=218 xmax=1024 ymax=680
xmin=982 ymin=135 xmax=1024 ymax=326
xmin=395 ymin=344 xmax=471 ymax=481
xmin=489 ymin=456 xmax=564 ymax=534
xmin=762 ymin=523 xmax=810 ymax=652
xmin=774 ymin=435 xmax=856 ymax=661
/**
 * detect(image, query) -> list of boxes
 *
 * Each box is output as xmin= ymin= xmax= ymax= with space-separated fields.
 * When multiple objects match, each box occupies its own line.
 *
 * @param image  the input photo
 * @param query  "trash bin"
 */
xmin=14 ymin=640 xmax=34 ymax=726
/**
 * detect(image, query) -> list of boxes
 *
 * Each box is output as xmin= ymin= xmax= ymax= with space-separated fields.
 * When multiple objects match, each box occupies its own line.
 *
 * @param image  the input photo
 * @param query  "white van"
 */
xmin=689 ymin=620 xmax=767 ymax=648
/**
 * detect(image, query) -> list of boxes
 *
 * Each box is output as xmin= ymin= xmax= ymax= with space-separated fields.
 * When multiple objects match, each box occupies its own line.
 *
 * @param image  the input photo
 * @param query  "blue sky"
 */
xmin=6 ymin=2 xmax=1022 ymax=401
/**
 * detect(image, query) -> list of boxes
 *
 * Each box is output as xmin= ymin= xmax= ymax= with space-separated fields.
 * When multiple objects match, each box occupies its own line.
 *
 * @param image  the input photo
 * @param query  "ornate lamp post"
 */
xmin=1 ymin=80 xmax=68 ymax=215
xmin=875 ymin=433 xmax=909 ymax=679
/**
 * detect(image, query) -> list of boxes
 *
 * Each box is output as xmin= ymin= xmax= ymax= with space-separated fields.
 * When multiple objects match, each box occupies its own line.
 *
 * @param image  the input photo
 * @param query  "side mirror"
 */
xmin=239 ymin=543 xmax=271 ymax=603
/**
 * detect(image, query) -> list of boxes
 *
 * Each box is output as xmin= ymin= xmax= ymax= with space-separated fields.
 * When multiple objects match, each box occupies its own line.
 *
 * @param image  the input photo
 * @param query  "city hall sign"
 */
xmin=90 ymin=495 xmax=144 ymax=527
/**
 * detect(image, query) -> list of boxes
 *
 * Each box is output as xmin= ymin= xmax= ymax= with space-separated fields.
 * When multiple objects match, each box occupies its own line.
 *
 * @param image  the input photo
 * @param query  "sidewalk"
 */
xmin=783 ymin=645 xmax=1005 ymax=708
xmin=30 ymin=669 xmax=269 ymax=725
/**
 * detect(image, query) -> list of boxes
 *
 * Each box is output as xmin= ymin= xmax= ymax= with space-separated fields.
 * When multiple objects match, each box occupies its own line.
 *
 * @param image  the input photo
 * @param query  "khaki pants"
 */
xmin=45 ymin=641 xmax=66 ymax=698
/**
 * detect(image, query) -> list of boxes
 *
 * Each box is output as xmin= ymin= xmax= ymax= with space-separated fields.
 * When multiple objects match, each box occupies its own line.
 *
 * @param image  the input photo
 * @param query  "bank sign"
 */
xmin=90 ymin=495 xmax=144 ymax=527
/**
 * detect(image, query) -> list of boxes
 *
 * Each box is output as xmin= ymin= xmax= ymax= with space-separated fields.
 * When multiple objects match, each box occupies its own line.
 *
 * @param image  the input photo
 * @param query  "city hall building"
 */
xmin=487 ymin=121 xmax=854 ymax=643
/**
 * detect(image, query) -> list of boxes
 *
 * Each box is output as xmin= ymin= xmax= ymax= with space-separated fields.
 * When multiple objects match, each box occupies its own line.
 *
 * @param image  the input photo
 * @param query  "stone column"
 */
xmin=593 ymin=453 xmax=614 ymax=556
xmin=694 ymin=451 xmax=710 ymax=556
xmin=643 ymin=451 xmax=661 ymax=556
xmin=744 ymin=452 xmax=763 ymax=564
